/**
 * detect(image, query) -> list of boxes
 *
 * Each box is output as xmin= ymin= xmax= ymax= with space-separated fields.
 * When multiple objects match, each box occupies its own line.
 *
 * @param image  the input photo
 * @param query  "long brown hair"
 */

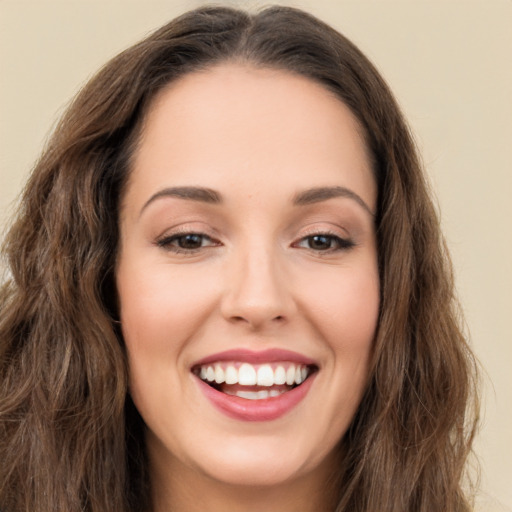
xmin=0 ymin=5 xmax=479 ymax=511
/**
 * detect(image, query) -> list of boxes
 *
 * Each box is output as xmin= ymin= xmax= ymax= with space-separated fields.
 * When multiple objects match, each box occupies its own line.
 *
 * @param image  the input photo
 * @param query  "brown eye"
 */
xmin=295 ymin=234 xmax=355 ymax=252
xmin=157 ymin=233 xmax=218 ymax=252
xmin=176 ymin=234 xmax=205 ymax=249
xmin=308 ymin=235 xmax=335 ymax=250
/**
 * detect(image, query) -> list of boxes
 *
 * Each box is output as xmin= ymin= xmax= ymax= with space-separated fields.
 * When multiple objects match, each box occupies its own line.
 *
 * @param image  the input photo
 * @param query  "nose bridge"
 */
xmin=221 ymin=236 xmax=293 ymax=327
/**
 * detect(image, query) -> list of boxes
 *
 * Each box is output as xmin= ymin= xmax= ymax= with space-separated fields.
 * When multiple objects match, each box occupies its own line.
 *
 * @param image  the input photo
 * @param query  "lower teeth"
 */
xmin=223 ymin=388 xmax=286 ymax=400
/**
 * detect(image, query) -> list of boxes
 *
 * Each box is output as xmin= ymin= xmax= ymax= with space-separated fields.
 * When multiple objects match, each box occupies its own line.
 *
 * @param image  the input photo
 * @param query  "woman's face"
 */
xmin=116 ymin=64 xmax=379 ymax=491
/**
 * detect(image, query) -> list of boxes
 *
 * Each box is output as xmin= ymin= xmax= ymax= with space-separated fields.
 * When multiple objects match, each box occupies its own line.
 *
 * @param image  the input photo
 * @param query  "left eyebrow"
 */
xmin=139 ymin=186 xmax=222 ymax=218
xmin=292 ymin=186 xmax=374 ymax=217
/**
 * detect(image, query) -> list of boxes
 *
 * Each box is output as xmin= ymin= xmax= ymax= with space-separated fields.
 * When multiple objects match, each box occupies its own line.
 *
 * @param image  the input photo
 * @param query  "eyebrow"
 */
xmin=139 ymin=186 xmax=222 ymax=217
xmin=139 ymin=184 xmax=374 ymax=217
xmin=292 ymin=186 xmax=374 ymax=216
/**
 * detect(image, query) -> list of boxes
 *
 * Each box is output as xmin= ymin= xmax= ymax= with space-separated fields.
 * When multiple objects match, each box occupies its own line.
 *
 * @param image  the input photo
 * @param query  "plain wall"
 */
xmin=1 ymin=1 xmax=511 ymax=510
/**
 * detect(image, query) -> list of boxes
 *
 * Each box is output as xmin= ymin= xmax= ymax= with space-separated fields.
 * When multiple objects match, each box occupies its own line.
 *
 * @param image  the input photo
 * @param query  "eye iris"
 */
xmin=309 ymin=235 xmax=333 ymax=250
xmin=178 ymin=234 xmax=203 ymax=249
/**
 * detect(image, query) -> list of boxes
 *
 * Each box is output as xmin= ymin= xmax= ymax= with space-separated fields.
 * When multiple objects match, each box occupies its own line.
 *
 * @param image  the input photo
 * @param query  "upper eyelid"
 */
xmin=155 ymin=223 xmax=220 ymax=240
xmin=293 ymin=224 xmax=350 ymax=239
xmin=155 ymin=225 xmax=350 ymax=240
xmin=155 ymin=233 xmax=220 ymax=255
xmin=293 ymin=232 xmax=354 ymax=249
xmin=157 ymin=232 xmax=218 ymax=244
xmin=153 ymin=220 xmax=354 ymax=245
xmin=157 ymin=231 xmax=353 ymax=251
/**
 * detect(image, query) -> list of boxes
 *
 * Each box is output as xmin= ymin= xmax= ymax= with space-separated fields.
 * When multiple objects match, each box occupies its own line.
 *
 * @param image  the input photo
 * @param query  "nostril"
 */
xmin=229 ymin=314 xmax=285 ymax=324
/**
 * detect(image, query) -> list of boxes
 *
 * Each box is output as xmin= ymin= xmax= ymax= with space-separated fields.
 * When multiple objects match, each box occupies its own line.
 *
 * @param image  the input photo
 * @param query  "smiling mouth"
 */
xmin=192 ymin=361 xmax=318 ymax=400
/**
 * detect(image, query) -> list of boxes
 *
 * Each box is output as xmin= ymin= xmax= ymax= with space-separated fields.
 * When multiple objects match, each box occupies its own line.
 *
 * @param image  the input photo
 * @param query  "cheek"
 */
xmin=116 ymin=259 xmax=219 ymax=396
xmin=297 ymin=263 xmax=380 ymax=350
xmin=286 ymin=263 xmax=379 ymax=463
xmin=116 ymin=264 xmax=220 ymax=433
xmin=296 ymin=260 xmax=379 ymax=419
xmin=117 ymin=260 xmax=218 ymax=347
xmin=337 ymin=272 xmax=380 ymax=344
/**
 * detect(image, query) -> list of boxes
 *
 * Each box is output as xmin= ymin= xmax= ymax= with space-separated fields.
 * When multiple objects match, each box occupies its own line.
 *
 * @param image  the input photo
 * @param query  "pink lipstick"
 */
xmin=191 ymin=349 xmax=318 ymax=421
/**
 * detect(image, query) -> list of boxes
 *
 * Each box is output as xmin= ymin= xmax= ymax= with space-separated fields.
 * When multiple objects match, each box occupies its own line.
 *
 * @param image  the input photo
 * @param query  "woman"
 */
xmin=0 ymin=5 xmax=479 ymax=512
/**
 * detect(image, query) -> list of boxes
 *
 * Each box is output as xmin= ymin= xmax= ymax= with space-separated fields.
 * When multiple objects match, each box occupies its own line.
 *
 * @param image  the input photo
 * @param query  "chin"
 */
xmin=183 ymin=434 xmax=334 ymax=489
xmin=205 ymin=457 xmax=302 ymax=488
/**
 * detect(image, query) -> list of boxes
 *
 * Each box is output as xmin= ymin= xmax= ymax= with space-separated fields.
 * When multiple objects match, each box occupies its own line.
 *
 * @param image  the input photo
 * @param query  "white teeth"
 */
xmin=224 ymin=387 xmax=286 ymax=400
xmin=225 ymin=389 xmax=275 ymax=400
xmin=236 ymin=390 xmax=261 ymax=400
xmin=256 ymin=365 xmax=274 ymax=386
xmin=286 ymin=366 xmax=296 ymax=385
xmin=238 ymin=363 xmax=257 ymax=385
xmin=225 ymin=365 xmax=238 ymax=385
xmin=197 ymin=361 xmax=312 ymax=389
xmin=214 ymin=365 xmax=225 ymax=384
xmin=274 ymin=366 xmax=286 ymax=385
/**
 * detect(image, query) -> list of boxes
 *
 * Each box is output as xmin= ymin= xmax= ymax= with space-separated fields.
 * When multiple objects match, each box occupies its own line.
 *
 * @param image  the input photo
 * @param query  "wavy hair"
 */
xmin=0 ymin=5 xmax=478 ymax=511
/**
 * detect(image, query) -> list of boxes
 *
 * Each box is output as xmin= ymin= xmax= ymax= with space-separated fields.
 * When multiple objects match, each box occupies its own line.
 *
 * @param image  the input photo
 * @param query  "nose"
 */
xmin=220 ymin=245 xmax=296 ymax=330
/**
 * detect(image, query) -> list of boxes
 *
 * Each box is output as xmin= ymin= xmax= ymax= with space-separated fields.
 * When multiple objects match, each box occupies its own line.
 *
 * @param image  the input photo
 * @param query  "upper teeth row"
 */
xmin=198 ymin=362 xmax=310 ymax=387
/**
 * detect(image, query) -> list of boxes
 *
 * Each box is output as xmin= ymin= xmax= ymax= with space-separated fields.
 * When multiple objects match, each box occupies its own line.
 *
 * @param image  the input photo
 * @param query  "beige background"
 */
xmin=1 ymin=1 xmax=511 ymax=510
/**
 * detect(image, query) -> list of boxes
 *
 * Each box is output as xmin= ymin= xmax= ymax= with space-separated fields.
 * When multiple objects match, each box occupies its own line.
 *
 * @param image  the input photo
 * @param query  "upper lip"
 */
xmin=192 ymin=348 xmax=318 ymax=368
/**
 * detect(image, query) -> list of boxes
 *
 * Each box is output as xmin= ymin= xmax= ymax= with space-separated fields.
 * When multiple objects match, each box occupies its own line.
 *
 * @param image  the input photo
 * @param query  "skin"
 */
xmin=116 ymin=64 xmax=379 ymax=512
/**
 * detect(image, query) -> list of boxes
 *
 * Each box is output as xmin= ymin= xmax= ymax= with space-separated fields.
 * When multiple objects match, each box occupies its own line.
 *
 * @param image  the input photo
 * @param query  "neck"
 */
xmin=152 ymin=470 xmax=338 ymax=512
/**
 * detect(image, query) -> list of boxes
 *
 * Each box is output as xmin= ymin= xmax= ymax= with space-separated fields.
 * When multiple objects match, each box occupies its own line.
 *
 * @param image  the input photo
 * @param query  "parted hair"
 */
xmin=0 ymin=5 xmax=478 ymax=512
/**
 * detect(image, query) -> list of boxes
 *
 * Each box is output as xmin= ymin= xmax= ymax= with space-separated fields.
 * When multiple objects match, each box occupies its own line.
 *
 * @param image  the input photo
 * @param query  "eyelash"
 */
xmin=156 ymin=232 xmax=219 ymax=253
xmin=293 ymin=232 xmax=355 ymax=253
xmin=155 ymin=231 xmax=355 ymax=254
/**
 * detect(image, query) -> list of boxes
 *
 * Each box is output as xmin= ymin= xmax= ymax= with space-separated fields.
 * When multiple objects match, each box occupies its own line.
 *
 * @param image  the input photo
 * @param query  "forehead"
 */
xmin=143 ymin=63 xmax=369 ymax=151
xmin=126 ymin=63 xmax=375 ymax=213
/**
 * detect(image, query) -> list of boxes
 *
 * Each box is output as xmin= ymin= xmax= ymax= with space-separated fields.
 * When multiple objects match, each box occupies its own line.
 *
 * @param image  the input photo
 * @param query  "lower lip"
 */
xmin=195 ymin=374 xmax=317 ymax=422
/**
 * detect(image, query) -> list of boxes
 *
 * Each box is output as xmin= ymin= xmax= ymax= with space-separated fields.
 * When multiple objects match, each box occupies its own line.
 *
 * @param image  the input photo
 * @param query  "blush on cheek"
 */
xmin=302 ymin=270 xmax=378 ymax=337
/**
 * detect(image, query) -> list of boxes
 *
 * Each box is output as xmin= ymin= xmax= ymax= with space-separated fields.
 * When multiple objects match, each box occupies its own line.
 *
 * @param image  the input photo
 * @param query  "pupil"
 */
xmin=310 ymin=235 xmax=331 ymax=250
xmin=180 ymin=234 xmax=202 ymax=249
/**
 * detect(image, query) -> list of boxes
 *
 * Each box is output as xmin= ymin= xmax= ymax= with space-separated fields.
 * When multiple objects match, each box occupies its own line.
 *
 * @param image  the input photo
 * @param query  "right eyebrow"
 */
xmin=292 ymin=186 xmax=375 ymax=217
xmin=139 ymin=186 xmax=222 ymax=218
